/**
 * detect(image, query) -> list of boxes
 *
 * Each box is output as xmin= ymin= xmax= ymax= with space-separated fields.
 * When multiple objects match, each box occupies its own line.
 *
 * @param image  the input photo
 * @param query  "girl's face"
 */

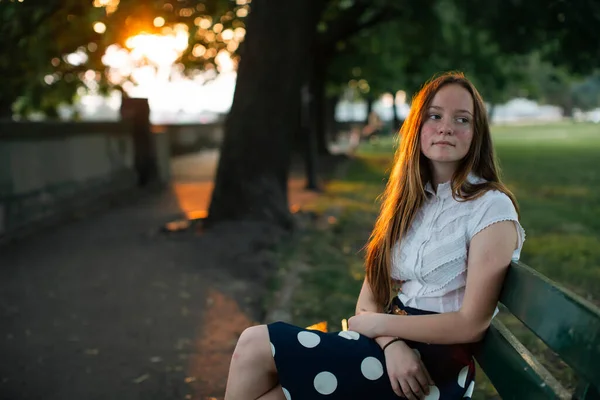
xmin=420 ymin=84 xmax=474 ymax=167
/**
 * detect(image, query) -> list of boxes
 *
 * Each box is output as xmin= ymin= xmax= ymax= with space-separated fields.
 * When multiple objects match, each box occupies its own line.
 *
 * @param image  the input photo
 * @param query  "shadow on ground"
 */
xmin=0 ymin=149 xmax=347 ymax=400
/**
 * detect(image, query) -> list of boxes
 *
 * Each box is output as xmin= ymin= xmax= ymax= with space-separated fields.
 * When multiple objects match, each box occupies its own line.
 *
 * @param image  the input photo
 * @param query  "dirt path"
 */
xmin=0 ymin=150 xmax=334 ymax=400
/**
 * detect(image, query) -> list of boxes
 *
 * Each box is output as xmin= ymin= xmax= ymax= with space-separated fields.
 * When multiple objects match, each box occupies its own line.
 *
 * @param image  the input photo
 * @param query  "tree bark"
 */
xmin=311 ymin=55 xmax=330 ymax=155
xmin=365 ymin=96 xmax=374 ymax=125
xmin=207 ymin=0 xmax=324 ymax=228
xmin=391 ymin=90 xmax=401 ymax=132
xmin=0 ymin=97 xmax=15 ymax=119
xmin=561 ymin=95 xmax=574 ymax=119
xmin=487 ymin=103 xmax=496 ymax=123
xmin=302 ymin=85 xmax=319 ymax=190
xmin=325 ymin=94 xmax=339 ymax=142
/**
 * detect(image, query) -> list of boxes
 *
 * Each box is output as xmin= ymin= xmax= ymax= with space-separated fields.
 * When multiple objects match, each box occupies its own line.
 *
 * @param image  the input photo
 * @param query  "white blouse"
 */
xmin=391 ymin=175 xmax=526 ymax=313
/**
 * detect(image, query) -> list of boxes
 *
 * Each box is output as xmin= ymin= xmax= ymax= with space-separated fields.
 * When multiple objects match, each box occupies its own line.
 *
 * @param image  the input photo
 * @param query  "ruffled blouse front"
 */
xmin=391 ymin=176 xmax=525 ymax=313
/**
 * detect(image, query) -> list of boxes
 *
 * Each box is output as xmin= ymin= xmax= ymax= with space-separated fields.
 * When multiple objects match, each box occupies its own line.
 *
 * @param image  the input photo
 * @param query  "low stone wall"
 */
xmin=157 ymin=121 xmax=367 ymax=156
xmin=0 ymin=121 xmax=137 ymax=238
xmin=153 ymin=123 xmax=224 ymax=155
xmin=0 ymin=117 xmax=364 ymax=238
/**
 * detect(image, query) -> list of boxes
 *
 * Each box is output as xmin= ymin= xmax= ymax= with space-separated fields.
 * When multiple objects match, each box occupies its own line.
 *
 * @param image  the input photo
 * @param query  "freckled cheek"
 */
xmin=420 ymin=127 xmax=436 ymax=146
xmin=457 ymin=128 xmax=472 ymax=137
xmin=456 ymin=129 xmax=473 ymax=149
xmin=420 ymin=131 xmax=434 ymax=153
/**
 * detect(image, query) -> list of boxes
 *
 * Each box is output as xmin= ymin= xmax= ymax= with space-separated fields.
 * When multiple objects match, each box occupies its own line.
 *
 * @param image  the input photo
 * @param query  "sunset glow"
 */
xmin=125 ymin=25 xmax=189 ymax=66
xmin=94 ymin=22 xmax=238 ymax=117
xmin=93 ymin=0 xmax=119 ymax=14
xmin=81 ymin=6 xmax=248 ymax=120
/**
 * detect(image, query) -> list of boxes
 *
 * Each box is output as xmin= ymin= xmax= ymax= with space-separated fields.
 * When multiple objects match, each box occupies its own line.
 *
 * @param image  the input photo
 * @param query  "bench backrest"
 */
xmin=475 ymin=261 xmax=600 ymax=399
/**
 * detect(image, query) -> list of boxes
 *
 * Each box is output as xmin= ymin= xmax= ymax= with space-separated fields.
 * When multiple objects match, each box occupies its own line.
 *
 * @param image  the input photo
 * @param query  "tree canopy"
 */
xmin=3 ymin=0 xmax=600 ymax=229
xmin=0 ymin=0 xmax=246 ymax=118
xmin=3 ymin=0 xmax=599 ymax=119
xmin=0 ymin=2 xmax=101 ymax=117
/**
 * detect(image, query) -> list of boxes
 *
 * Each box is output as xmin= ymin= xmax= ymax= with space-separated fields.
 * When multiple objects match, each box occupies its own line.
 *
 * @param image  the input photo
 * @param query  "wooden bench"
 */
xmin=476 ymin=261 xmax=600 ymax=399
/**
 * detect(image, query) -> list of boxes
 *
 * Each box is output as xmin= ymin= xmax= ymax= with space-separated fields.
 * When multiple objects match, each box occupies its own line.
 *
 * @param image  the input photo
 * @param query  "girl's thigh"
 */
xmin=268 ymin=322 xmax=399 ymax=399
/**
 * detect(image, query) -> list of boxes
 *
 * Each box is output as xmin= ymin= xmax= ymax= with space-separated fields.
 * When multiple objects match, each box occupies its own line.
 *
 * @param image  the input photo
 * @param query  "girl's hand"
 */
xmin=347 ymin=313 xmax=381 ymax=338
xmin=384 ymin=340 xmax=435 ymax=400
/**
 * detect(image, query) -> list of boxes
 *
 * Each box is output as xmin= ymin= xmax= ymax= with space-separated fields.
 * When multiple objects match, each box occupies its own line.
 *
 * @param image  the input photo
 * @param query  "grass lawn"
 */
xmin=270 ymin=121 xmax=600 ymax=399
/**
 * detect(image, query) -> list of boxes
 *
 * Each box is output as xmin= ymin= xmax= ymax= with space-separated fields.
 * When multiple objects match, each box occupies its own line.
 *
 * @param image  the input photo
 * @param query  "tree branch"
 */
xmin=317 ymin=1 xmax=371 ymax=48
xmin=318 ymin=2 xmax=403 ymax=52
xmin=1 ymin=3 xmax=64 ymax=44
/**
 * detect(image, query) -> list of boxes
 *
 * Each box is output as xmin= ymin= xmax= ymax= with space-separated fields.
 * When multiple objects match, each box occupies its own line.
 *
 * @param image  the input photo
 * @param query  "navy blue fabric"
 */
xmin=267 ymin=297 xmax=476 ymax=399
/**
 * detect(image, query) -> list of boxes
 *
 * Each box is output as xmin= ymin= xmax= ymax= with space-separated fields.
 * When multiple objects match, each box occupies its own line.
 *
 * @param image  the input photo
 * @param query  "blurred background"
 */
xmin=0 ymin=0 xmax=599 ymax=399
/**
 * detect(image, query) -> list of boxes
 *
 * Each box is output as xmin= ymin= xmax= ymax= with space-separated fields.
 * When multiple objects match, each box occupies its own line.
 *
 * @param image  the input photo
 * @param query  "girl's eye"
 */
xmin=457 ymin=117 xmax=470 ymax=124
xmin=429 ymin=114 xmax=441 ymax=120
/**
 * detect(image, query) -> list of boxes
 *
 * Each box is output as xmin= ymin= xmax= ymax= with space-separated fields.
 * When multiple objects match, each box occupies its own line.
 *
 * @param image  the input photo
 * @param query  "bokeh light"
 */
xmin=93 ymin=0 xmax=119 ymax=14
xmin=213 ymin=23 xmax=223 ymax=34
xmin=124 ymin=24 xmax=189 ymax=66
xmin=193 ymin=44 xmax=207 ymax=58
xmin=199 ymin=17 xmax=212 ymax=29
xmin=395 ymin=90 xmax=407 ymax=104
xmin=93 ymin=22 xmax=107 ymax=34
xmin=221 ymin=29 xmax=234 ymax=41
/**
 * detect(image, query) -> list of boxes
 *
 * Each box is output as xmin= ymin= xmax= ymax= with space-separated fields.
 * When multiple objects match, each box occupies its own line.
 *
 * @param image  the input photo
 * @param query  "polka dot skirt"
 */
xmin=267 ymin=297 xmax=475 ymax=399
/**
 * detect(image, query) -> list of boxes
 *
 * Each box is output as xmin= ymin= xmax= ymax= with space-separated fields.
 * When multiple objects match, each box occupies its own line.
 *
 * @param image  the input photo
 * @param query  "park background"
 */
xmin=1 ymin=0 xmax=599 ymax=399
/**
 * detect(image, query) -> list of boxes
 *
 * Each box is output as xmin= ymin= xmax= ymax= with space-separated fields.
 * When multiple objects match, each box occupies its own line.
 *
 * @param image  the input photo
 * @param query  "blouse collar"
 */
xmin=424 ymin=173 xmax=483 ymax=198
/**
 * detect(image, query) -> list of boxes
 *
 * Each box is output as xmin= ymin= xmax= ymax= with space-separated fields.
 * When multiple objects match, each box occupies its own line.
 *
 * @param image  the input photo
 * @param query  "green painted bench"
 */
xmin=476 ymin=260 xmax=600 ymax=399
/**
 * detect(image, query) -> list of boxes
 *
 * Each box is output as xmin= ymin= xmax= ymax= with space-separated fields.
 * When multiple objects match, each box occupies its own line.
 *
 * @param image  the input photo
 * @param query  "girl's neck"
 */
xmin=430 ymin=163 xmax=457 ymax=190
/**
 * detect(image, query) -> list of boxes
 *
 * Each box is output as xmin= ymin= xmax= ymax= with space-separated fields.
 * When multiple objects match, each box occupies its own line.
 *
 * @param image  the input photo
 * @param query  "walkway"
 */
xmin=0 ymin=150 xmax=325 ymax=400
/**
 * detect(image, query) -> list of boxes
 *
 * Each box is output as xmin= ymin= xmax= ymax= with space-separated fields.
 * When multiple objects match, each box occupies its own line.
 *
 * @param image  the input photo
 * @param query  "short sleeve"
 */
xmin=467 ymin=191 xmax=526 ymax=260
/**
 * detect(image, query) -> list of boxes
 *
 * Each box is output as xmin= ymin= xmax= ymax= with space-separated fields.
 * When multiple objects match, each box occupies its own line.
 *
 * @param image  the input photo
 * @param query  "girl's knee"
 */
xmin=233 ymin=325 xmax=271 ymax=362
xmin=238 ymin=325 xmax=269 ymax=346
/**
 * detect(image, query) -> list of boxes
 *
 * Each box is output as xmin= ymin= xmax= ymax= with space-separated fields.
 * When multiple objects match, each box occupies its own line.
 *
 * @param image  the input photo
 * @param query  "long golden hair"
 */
xmin=365 ymin=72 xmax=519 ymax=310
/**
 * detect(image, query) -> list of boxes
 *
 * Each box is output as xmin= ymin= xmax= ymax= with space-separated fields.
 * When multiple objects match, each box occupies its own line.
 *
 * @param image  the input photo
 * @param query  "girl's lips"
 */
xmin=434 ymin=141 xmax=454 ymax=146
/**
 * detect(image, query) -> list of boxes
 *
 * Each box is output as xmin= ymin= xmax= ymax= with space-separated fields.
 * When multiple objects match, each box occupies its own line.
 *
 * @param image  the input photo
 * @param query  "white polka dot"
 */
xmin=338 ymin=330 xmax=360 ymax=340
xmin=413 ymin=349 xmax=421 ymax=359
xmin=313 ymin=371 xmax=338 ymax=395
xmin=360 ymin=357 xmax=384 ymax=380
xmin=282 ymin=387 xmax=292 ymax=400
xmin=457 ymin=366 xmax=469 ymax=388
xmin=464 ymin=381 xmax=475 ymax=398
xmin=424 ymin=385 xmax=440 ymax=400
xmin=270 ymin=342 xmax=275 ymax=357
xmin=297 ymin=331 xmax=321 ymax=348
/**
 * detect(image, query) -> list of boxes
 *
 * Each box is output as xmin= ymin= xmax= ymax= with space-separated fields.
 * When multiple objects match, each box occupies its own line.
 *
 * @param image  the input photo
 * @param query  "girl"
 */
xmin=224 ymin=72 xmax=525 ymax=400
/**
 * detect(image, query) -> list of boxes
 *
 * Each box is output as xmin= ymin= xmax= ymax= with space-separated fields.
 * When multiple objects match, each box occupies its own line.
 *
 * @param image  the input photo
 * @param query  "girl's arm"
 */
xmin=355 ymin=278 xmax=399 ymax=348
xmin=349 ymin=220 xmax=518 ymax=344
xmin=355 ymin=278 xmax=382 ymax=314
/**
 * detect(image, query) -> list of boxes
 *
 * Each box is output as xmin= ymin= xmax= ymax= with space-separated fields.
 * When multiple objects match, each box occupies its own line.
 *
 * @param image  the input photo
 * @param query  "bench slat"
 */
xmin=499 ymin=261 xmax=600 ymax=386
xmin=574 ymin=382 xmax=600 ymax=400
xmin=475 ymin=319 xmax=570 ymax=400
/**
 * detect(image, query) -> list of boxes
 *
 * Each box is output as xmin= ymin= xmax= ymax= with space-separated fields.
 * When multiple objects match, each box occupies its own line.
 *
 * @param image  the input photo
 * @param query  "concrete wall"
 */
xmin=158 ymin=121 xmax=365 ymax=156
xmin=0 ymin=121 xmax=137 ymax=238
xmin=0 ymin=117 xmax=357 ymax=238
xmin=153 ymin=123 xmax=224 ymax=155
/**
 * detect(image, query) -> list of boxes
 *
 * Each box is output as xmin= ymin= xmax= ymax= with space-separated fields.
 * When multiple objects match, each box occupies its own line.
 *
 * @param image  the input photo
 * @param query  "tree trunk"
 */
xmin=487 ymin=103 xmax=496 ymax=123
xmin=0 ymin=98 xmax=15 ymax=120
xmin=311 ymin=56 xmax=330 ymax=155
xmin=292 ymin=98 xmax=305 ymax=154
xmin=561 ymin=95 xmax=574 ymax=119
xmin=302 ymin=84 xmax=319 ymax=190
xmin=207 ymin=0 xmax=324 ymax=228
xmin=120 ymin=98 xmax=157 ymax=186
xmin=325 ymin=94 xmax=339 ymax=142
xmin=391 ymin=90 xmax=401 ymax=132
xmin=365 ymin=96 xmax=374 ymax=125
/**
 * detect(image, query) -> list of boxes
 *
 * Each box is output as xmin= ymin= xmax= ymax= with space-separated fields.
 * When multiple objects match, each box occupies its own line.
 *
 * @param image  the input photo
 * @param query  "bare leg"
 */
xmin=256 ymin=385 xmax=286 ymax=400
xmin=225 ymin=325 xmax=278 ymax=400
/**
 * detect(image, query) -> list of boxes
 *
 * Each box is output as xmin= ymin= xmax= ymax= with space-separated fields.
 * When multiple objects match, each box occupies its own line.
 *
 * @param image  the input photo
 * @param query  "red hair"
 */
xmin=364 ymin=72 xmax=519 ymax=310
